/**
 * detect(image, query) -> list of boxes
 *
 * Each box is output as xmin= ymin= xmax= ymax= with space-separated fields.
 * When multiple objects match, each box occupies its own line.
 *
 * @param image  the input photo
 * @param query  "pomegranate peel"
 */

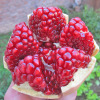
xmin=92 ymin=40 xmax=99 ymax=56
xmin=63 ymin=13 xmax=69 ymax=24
xmin=3 ymin=56 xmax=8 ymax=70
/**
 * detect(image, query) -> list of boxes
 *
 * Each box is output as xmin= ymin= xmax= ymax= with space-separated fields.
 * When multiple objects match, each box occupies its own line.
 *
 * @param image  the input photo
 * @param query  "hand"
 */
xmin=4 ymin=81 xmax=77 ymax=100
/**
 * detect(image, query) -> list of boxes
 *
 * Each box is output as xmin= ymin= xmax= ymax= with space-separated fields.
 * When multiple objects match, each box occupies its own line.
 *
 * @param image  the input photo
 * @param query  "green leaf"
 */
xmin=95 ymin=52 xmax=100 ymax=60
xmin=91 ymin=93 xmax=98 ymax=99
xmin=87 ymin=83 xmax=93 ymax=87
xmin=86 ymin=77 xmax=91 ymax=81
xmin=77 ymin=89 xmax=83 ymax=96
xmin=96 ymin=72 xmax=100 ymax=77
xmin=59 ymin=6 xmax=69 ymax=14
xmin=88 ymin=90 xmax=93 ymax=95
xmin=95 ymin=80 xmax=100 ymax=86
xmin=0 ymin=92 xmax=4 ymax=97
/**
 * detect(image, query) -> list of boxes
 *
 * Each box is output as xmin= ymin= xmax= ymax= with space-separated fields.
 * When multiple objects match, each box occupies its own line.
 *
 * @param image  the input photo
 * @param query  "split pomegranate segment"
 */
xmin=5 ymin=22 xmax=39 ymax=71
xmin=43 ymin=47 xmax=90 ymax=87
xmin=12 ymin=54 xmax=61 ymax=95
xmin=60 ymin=17 xmax=94 ymax=55
xmin=4 ymin=7 xmax=95 ymax=95
xmin=12 ymin=49 xmax=90 ymax=95
xmin=29 ymin=7 xmax=66 ymax=42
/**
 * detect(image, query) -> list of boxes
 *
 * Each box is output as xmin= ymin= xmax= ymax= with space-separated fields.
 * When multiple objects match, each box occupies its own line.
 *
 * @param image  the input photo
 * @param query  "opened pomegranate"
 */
xmin=4 ymin=7 xmax=99 ymax=99
xmin=59 ymin=17 xmax=94 ymax=55
xmin=5 ymin=22 xmax=39 ymax=71
xmin=29 ymin=7 xmax=66 ymax=42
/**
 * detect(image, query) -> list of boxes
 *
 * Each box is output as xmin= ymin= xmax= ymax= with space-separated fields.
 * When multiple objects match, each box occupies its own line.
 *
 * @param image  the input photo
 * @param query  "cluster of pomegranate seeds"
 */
xmin=4 ymin=7 xmax=94 ymax=95
xmin=43 ymin=70 xmax=61 ymax=95
xmin=39 ymin=42 xmax=57 ymax=51
xmin=43 ymin=47 xmax=90 ymax=86
xmin=5 ymin=22 xmax=39 ymax=71
xmin=60 ymin=17 xmax=94 ymax=55
xmin=12 ymin=54 xmax=61 ymax=95
xmin=29 ymin=7 xmax=66 ymax=42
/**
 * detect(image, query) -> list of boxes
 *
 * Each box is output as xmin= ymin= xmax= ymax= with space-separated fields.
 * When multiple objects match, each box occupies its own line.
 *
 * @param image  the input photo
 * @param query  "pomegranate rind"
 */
xmin=3 ymin=56 xmax=9 ymax=70
xmin=27 ymin=13 xmax=32 ymax=25
xmin=63 ymin=13 xmax=69 ymax=24
xmin=92 ymin=40 xmax=99 ymax=56
xmin=61 ymin=57 xmax=96 ymax=96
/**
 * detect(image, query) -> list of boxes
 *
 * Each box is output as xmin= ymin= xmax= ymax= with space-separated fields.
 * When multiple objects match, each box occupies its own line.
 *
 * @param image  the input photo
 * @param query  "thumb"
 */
xmin=4 ymin=81 xmax=43 ymax=100
xmin=59 ymin=91 xmax=77 ymax=100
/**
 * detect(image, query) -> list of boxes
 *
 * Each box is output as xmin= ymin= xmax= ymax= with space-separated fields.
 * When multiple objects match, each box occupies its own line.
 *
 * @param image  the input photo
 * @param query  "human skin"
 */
xmin=4 ymin=81 xmax=77 ymax=100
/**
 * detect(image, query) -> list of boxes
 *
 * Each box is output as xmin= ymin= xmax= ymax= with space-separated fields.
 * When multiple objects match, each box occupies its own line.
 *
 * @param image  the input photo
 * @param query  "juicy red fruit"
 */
xmin=4 ymin=7 xmax=94 ymax=96
xmin=5 ymin=22 xmax=39 ymax=71
xmin=12 ymin=54 xmax=61 ymax=95
xmin=29 ymin=7 xmax=66 ymax=42
xmin=43 ymin=47 xmax=91 ymax=86
xmin=60 ymin=17 xmax=94 ymax=55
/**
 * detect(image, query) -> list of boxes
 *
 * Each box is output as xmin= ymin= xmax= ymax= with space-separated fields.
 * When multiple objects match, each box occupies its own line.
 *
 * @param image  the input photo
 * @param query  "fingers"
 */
xmin=50 ymin=91 xmax=77 ymax=100
xmin=59 ymin=91 xmax=77 ymax=100
xmin=4 ymin=81 xmax=31 ymax=100
xmin=4 ymin=81 xmax=43 ymax=100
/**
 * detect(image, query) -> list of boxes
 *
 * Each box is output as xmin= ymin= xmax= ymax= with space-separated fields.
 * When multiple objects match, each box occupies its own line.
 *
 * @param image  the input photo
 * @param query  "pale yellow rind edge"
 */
xmin=61 ymin=57 xmax=96 ymax=96
xmin=63 ymin=13 xmax=69 ymax=24
xmin=3 ymin=56 xmax=8 ymax=70
xmin=92 ymin=40 xmax=99 ymax=56
xmin=27 ymin=13 xmax=32 ymax=25
xmin=13 ymin=82 xmax=60 ymax=99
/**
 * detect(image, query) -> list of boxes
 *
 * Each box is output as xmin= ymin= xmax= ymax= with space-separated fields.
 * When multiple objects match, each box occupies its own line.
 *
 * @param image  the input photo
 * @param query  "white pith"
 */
xmin=53 ymin=43 xmax=61 ymax=48
xmin=41 ymin=57 xmax=55 ymax=72
xmin=3 ymin=12 xmax=99 ymax=99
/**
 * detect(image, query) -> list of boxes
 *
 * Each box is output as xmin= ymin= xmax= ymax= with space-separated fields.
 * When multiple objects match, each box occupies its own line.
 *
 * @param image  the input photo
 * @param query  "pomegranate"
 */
xmin=4 ymin=22 xmax=39 ymax=71
xmin=3 ymin=7 xmax=99 ymax=99
xmin=29 ymin=7 xmax=66 ymax=42
xmin=59 ymin=17 xmax=94 ymax=55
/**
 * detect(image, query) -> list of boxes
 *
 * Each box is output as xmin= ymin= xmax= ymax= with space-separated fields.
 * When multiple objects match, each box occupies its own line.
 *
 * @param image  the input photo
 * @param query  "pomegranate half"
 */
xmin=3 ymin=8 xmax=99 ymax=99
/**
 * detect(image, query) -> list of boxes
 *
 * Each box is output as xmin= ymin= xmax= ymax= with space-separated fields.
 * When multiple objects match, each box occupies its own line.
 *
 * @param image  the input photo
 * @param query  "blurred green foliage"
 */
xmin=0 ymin=33 xmax=12 ymax=100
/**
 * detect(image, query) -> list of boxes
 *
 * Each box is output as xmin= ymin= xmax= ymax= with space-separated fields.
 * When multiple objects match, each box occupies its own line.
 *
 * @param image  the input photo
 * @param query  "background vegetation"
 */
xmin=0 ymin=6 xmax=100 ymax=100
